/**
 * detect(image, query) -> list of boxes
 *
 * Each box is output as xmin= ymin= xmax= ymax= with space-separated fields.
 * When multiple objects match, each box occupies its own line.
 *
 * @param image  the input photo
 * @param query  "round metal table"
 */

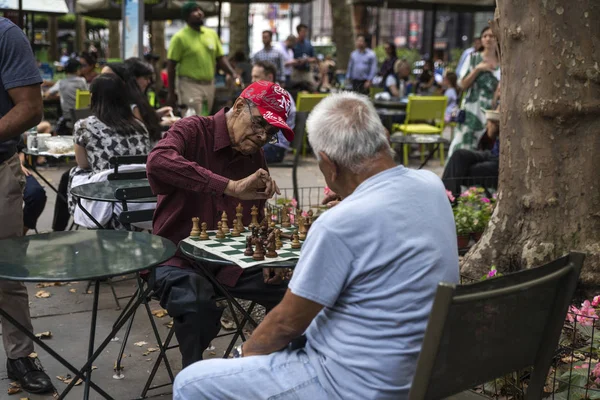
xmin=390 ymin=134 xmax=449 ymax=169
xmin=373 ymin=97 xmax=409 ymax=110
xmin=0 ymin=231 xmax=176 ymax=400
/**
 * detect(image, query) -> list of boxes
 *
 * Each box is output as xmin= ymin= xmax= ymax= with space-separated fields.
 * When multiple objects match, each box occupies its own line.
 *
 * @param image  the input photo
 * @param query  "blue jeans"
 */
xmin=263 ymin=144 xmax=287 ymax=164
xmin=174 ymin=347 xmax=328 ymax=400
xmin=23 ymin=174 xmax=47 ymax=231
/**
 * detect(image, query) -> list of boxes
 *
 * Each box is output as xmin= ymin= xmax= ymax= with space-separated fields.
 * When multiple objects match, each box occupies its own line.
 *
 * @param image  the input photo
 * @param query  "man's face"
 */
xmin=187 ymin=7 xmax=204 ymax=26
xmin=356 ymin=36 xmax=366 ymax=50
xmin=262 ymin=32 xmax=272 ymax=47
xmin=251 ymin=66 xmax=273 ymax=83
xmin=298 ymin=27 xmax=308 ymax=40
xmin=230 ymin=99 xmax=278 ymax=155
xmin=286 ymin=38 xmax=296 ymax=49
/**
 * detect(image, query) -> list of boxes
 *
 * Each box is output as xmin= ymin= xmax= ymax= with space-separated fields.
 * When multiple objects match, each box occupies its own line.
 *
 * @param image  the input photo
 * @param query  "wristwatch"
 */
xmin=233 ymin=344 xmax=243 ymax=358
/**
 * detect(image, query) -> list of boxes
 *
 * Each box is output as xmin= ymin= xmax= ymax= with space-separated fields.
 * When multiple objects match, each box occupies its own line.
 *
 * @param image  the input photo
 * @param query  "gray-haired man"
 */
xmin=173 ymin=92 xmax=459 ymax=400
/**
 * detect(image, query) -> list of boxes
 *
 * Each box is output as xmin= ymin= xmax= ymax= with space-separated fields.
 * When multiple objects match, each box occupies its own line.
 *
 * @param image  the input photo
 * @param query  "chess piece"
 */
xmin=281 ymin=207 xmax=291 ymax=228
xmin=190 ymin=217 xmax=201 ymax=237
xmin=236 ymin=203 xmax=245 ymax=232
xmin=199 ymin=222 xmax=209 ymax=240
xmin=265 ymin=235 xmax=278 ymax=258
xmin=250 ymin=205 xmax=259 ymax=228
xmin=306 ymin=210 xmax=314 ymax=226
xmin=275 ymin=229 xmax=283 ymax=250
xmin=298 ymin=215 xmax=307 ymax=240
xmin=215 ymin=221 xmax=225 ymax=239
xmin=269 ymin=221 xmax=276 ymax=229
xmin=221 ymin=211 xmax=229 ymax=232
xmin=244 ymin=236 xmax=254 ymax=256
xmin=291 ymin=232 xmax=301 ymax=249
xmin=231 ymin=222 xmax=241 ymax=237
xmin=253 ymin=238 xmax=265 ymax=261
xmin=265 ymin=208 xmax=272 ymax=226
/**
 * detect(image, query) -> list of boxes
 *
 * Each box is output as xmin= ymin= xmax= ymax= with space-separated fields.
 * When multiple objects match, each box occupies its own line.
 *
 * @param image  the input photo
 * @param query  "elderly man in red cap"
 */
xmin=147 ymin=81 xmax=294 ymax=368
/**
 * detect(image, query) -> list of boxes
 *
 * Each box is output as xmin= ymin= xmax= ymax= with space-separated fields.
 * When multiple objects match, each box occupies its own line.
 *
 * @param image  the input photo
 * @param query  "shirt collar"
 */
xmin=184 ymin=25 xmax=204 ymax=34
xmin=213 ymin=108 xmax=232 ymax=151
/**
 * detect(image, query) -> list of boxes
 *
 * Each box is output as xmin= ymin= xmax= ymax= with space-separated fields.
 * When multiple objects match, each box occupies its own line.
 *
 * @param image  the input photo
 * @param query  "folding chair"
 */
xmin=107 ymin=155 xmax=148 ymax=181
xmin=75 ymin=89 xmax=91 ymax=110
xmin=396 ymin=95 xmax=447 ymax=166
xmin=409 ymin=252 xmax=585 ymax=400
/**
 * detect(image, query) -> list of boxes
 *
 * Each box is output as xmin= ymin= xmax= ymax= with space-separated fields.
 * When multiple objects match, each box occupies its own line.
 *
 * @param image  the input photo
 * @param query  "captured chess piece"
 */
xmin=236 ymin=203 xmax=245 ymax=232
xmin=190 ymin=217 xmax=201 ymax=237
xmin=253 ymin=238 xmax=265 ymax=261
xmin=291 ymin=231 xmax=301 ymax=249
xmin=244 ymin=236 xmax=254 ymax=256
xmin=250 ymin=205 xmax=259 ymax=228
xmin=221 ymin=211 xmax=229 ymax=232
xmin=199 ymin=222 xmax=209 ymax=240
xmin=275 ymin=229 xmax=283 ymax=250
xmin=215 ymin=221 xmax=225 ymax=239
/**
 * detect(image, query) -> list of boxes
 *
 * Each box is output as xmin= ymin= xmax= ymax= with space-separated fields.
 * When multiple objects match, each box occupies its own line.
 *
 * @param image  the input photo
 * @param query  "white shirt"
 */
xmin=276 ymin=42 xmax=294 ymax=77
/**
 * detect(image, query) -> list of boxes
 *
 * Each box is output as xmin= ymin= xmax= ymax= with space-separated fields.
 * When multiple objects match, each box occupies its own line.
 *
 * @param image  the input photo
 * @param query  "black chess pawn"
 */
xmin=244 ymin=236 xmax=254 ymax=256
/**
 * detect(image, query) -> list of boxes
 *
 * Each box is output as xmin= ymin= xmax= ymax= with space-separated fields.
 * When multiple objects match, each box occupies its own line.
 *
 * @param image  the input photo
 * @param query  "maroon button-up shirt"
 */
xmin=147 ymin=108 xmax=266 ymax=286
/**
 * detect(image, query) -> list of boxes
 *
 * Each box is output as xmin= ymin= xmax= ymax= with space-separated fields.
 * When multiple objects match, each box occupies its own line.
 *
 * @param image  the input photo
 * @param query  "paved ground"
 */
xmin=0 ymin=154 xmax=443 ymax=399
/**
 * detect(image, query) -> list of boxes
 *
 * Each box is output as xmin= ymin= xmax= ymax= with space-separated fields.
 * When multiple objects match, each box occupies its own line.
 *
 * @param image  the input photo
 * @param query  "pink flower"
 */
xmin=324 ymin=186 xmax=331 ymax=197
xmin=290 ymin=198 xmax=298 ymax=208
xmin=289 ymin=214 xmax=295 ymax=224
xmin=567 ymin=306 xmax=578 ymax=323
xmin=593 ymin=363 xmax=600 ymax=378
xmin=592 ymin=295 xmax=600 ymax=307
xmin=446 ymin=190 xmax=455 ymax=202
xmin=576 ymin=300 xmax=598 ymax=326
xmin=487 ymin=269 xmax=497 ymax=278
xmin=481 ymin=197 xmax=491 ymax=203
xmin=301 ymin=211 xmax=308 ymax=217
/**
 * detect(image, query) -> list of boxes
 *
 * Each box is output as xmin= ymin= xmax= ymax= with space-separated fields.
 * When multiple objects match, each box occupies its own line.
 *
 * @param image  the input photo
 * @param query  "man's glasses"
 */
xmin=245 ymin=100 xmax=278 ymax=145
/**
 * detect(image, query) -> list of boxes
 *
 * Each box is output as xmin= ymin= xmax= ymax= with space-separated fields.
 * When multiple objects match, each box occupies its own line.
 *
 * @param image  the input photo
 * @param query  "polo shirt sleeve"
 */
xmin=289 ymin=223 xmax=354 ymax=307
xmin=214 ymin=32 xmax=224 ymax=58
xmin=167 ymin=34 xmax=183 ymax=62
xmin=0 ymin=26 xmax=42 ymax=90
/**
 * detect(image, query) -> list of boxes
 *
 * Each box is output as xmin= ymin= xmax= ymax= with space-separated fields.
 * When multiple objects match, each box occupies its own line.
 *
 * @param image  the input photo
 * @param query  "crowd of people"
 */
xmin=0 ymin=1 xmax=504 ymax=395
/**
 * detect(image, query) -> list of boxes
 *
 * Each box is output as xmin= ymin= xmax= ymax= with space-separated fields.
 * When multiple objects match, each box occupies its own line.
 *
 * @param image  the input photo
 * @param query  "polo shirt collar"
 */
xmin=184 ymin=25 xmax=204 ymax=34
xmin=213 ymin=108 xmax=232 ymax=151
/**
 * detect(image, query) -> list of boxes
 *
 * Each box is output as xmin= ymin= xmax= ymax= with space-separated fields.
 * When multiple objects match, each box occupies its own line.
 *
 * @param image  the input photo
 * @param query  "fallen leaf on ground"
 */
xmin=134 ymin=341 xmax=148 ymax=347
xmin=209 ymin=351 xmax=216 ymax=356
xmin=86 ymin=290 xmax=93 ymax=294
xmin=152 ymin=309 xmax=168 ymax=318
xmin=220 ymin=318 xmax=235 ymax=330
xmin=35 ymin=331 xmax=52 ymax=339
xmin=35 ymin=290 xmax=51 ymax=298
xmin=28 ymin=353 xmax=38 ymax=358
xmin=69 ymin=289 xmax=77 ymax=293
xmin=164 ymin=320 xmax=173 ymax=329
xmin=63 ymin=378 xmax=82 ymax=386
xmin=147 ymin=347 xmax=158 ymax=353
xmin=146 ymin=358 xmax=152 ymax=362
xmin=91 ymin=366 xmax=98 ymax=371
xmin=7 ymin=387 xmax=21 ymax=394
xmin=35 ymin=282 xmax=64 ymax=288
xmin=19 ymin=398 xmax=29 ymax=400
xmin=142 ymin=352 xmax=149 ymax=356
xmin=113 ymin=361 xmax=125 ymax=370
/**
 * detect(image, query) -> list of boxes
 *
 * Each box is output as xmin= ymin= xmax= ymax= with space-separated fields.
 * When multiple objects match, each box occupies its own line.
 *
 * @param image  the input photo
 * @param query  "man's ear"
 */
xmin=319 ymin=152 xmax=338 ymax=182
xmin=233 ymin=98 xmax=245 ymax=116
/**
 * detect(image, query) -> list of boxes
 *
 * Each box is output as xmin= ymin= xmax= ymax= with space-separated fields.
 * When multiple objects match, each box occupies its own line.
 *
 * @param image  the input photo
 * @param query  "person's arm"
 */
xmin=367 ymin=52 xmax=378 ymax=82
xmin=386 ymin=75 xmax=399 ymax=97
xmin=346 ymin=53 xmax=353 ymax=80
xmin=0 ymin=85 xmax=42 ymax=142
xmin=74 ymin=143 xmax=90 ymax=169
xmin=44 ymin=81 xmax=60 ymax=99
xmin=216 ymin=56 xmax=239 ymax=80
xmin=147 ymin=123 xmax=279 ymax=199
xmin=242 ymin=289 xmax=324 ymax=356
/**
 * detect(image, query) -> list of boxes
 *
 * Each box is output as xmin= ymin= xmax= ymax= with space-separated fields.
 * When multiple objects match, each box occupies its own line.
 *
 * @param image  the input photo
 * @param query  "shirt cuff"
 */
xmin=208 ymin=172 xmax=230 ymax=195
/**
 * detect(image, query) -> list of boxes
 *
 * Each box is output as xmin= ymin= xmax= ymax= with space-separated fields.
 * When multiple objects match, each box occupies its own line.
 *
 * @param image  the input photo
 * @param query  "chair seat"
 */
xmin=399 ymin=124 xmax=442 ymax=135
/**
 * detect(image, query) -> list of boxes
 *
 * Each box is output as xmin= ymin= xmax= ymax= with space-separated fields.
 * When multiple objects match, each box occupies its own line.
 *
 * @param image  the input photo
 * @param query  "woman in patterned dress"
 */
xmin=448 ymin=26 xmax=500 ymax=158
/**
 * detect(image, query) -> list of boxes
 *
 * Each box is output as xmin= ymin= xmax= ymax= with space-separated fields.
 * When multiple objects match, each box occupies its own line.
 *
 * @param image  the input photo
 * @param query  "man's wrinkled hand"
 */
xmin=20 ymin=165 xmax=31 ymax=177
xmin=263 ymin=268 xmax=287 ymax=285
xmin=322 ymin=191 xmax=342 ymax=208
xmin=226 ymin=169 xmax=281 ymax=200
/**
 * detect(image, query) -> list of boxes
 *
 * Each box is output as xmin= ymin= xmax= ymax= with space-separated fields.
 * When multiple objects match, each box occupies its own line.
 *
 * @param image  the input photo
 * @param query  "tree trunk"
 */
xmin=329 ymin=0 xmax=355 ymax=71
xmin=48 ymin=16 xmax=58 ymax=62
xmin=76 ymin=16 xmax=86 ymax=53
xmin=229 ymin=3 xmax=249 ymax=57
xmin=108 ymin=20 xmax=120 ymax=59
xmin=151 ymin=21 xmax=166 ymax=89
xmin=461 ymin=1 xmax=600 ymax=287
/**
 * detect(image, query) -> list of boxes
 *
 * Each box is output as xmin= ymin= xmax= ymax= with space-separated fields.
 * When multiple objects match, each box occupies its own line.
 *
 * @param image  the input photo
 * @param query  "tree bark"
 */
xmin=229 ymin=3 xmax=249 ymax=57
xmin=108 ymin=20 xmax=120 ymax=59
xmin=48 ymin=16 xmax=58 ymax=62
xmin=150 ymin=21 xmax=166 ymax=89
xmin=329 ymin=0 xmax=355 ymax=71
xmin=461 ymin=0 xmax=600 ymax=287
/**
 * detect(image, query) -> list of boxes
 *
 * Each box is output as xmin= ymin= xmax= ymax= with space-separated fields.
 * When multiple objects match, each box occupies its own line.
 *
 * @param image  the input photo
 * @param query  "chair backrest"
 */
xmin=114 ymin=185 xmax=156 ymax=227
xmin=75 ymin=89 xmax=91 ymax=110
xmin=108 ymin=155 xmax=148 ymax=181
xmin=409 ymin=252 xmax=585 ymax=400
xmin=296 ymin=93 xmax=328 ymax=113
xmin=404 ymin=95 xmax=447 ymax=130
xmin=291 ymin=111 xmax=308 ymax=203
xmin=70 ymin=108 xmax=93 ymax=124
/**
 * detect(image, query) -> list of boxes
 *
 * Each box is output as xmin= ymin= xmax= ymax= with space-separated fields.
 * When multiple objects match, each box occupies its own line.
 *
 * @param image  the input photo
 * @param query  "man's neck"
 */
xmin=337 ymin=152 xmax=397 ymax=198
xmin=187 ymin=23 xmax=201 ymax=31
xmin=264 ymin=44 xmax=272 ymax=51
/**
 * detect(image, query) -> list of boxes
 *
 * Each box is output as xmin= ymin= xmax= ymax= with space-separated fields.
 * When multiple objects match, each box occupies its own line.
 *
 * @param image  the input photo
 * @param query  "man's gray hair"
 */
xmin=307 ymin=92 xmax=393 ymax=173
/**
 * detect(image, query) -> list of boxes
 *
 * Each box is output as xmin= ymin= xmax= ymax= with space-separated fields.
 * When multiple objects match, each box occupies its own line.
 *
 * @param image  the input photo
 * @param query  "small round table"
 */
xmin=22 ymin=148 xmax=75 ymax=203
xmin=373 ymin=97 xmax=408 ymax=110
xmin=390 ymin=134 xmax=449 ymax=169
xmin=0 ymin=231 xmax=176 ymax=400
xmin=70 ymin=179 xmax=156 ymax=229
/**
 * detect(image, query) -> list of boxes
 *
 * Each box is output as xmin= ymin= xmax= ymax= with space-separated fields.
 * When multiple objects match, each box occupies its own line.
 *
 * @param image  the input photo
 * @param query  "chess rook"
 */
xmin=190 ymin=217 xmax=201 ymax=237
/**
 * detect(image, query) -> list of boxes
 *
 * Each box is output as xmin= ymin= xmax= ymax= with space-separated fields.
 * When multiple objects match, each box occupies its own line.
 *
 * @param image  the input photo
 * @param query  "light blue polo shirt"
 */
xmin=289 ymin=165 xmax=459 ymax=399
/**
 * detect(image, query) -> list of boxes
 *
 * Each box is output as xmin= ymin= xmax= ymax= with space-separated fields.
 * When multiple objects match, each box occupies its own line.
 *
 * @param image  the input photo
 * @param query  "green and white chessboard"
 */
xmin=182 ymin=226 xmax=301 ymax=269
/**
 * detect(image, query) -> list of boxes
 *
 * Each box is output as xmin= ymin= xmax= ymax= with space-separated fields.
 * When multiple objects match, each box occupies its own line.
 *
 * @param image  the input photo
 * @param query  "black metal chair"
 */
xmin=409 ymin=252 xmax=585 ymax=400
xmin=267 ymin=111 xmax=308 ymax=170
xmin=70 ymin=108 xmax=93 ymax=125
xmin=107 ymin=155 xmax=148 ymax=181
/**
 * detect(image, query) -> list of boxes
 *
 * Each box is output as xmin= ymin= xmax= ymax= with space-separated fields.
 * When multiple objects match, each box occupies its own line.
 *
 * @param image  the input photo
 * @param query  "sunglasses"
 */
xmin=245 ymin=99 xmax=279 ymax=145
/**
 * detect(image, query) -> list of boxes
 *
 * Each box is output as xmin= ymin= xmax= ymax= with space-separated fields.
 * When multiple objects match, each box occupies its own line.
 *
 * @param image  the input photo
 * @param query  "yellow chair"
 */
xmin=369 ymin=86 xmax=384 ymax=99
xmin=296 ymin=93 xmax=329 ymax=157
xmin=75 ymin=89 xmax=91 ymax=110
xmin=148 ymin=91 xmax=156 ymax=108
xmin=398 ymin=95 xmax=447 ymax=166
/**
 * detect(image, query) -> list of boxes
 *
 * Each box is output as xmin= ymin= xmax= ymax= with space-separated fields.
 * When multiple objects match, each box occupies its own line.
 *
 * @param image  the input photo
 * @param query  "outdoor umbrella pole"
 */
xmin=18 ymin=0 xmax=23 ymax=28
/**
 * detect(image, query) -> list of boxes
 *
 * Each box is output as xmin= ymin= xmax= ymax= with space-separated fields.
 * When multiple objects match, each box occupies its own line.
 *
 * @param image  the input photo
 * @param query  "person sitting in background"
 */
xmin=375 ymin=41 xmax=398 ymax=88
xmin=252 ymin=30 xmax=285 ymax=83
xmin=59 ymin=48 xmax=70 ymax=67
xmin=17 ymin=139 xmax=47 ymax=234
xmin=251 ymin=61 xmax=296 ymax=164
xmin=79 ymin=51 xmax=98 ymax=84
xmin=172 ymin=92 xmax=459 ymax=400
xmin=345 ymin=34 xmax=378 ymax=95
xmin=230 ymin=51 xmax=252 ymax=88
xmin=442 ymin=108 xmax=500 ymax=197
xmin=276 ymin=35 xmax=296 ymax=88
xmin=44 ymin=58 xmax=88 ymax=135
xmin=442 ymin=71 xmax=459 ymax=123
xmin=385 ymin=60 xmax=413 ymax=98
xmin=417 ymin=59 xmax=436 ymax=94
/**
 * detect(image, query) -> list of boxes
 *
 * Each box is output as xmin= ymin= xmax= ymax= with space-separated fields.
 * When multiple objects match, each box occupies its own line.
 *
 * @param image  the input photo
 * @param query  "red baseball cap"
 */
xmin=240 ymin=81 xmax=295 ymax=142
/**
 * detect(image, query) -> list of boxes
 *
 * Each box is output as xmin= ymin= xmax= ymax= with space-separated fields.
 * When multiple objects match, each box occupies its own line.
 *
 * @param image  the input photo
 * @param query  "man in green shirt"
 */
xmin=167 ymin=2 xmax=239 ymax=115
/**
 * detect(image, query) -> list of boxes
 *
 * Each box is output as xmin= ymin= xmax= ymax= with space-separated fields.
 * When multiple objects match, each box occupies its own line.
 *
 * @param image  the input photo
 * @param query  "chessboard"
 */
xmin=182 ymin=226 xmax=302 ymax=269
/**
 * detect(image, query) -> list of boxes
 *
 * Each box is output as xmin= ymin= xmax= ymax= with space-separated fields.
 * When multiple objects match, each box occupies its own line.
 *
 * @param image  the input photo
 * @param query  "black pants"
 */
xmin=23 ymin=175 xmax=47 ymax=231
xmin=52 ymin=170 xmax=71 ymax=231
xmin=351 ymin=79 xmax=369 ymax=95
xmin=442 ymin=149 xmax=499 ymax=197
xmin=149 ymin=265 xmax=287 ymax=368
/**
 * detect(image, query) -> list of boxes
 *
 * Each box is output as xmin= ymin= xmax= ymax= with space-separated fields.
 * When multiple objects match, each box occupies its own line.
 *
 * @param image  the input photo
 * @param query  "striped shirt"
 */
xmin=252 ymin=47 xmax=285 ymax=82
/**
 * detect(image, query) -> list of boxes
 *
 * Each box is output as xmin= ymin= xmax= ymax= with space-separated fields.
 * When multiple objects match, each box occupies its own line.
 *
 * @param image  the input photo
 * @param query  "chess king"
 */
xmin=146 ymin=81 xmax=295 ymax=368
